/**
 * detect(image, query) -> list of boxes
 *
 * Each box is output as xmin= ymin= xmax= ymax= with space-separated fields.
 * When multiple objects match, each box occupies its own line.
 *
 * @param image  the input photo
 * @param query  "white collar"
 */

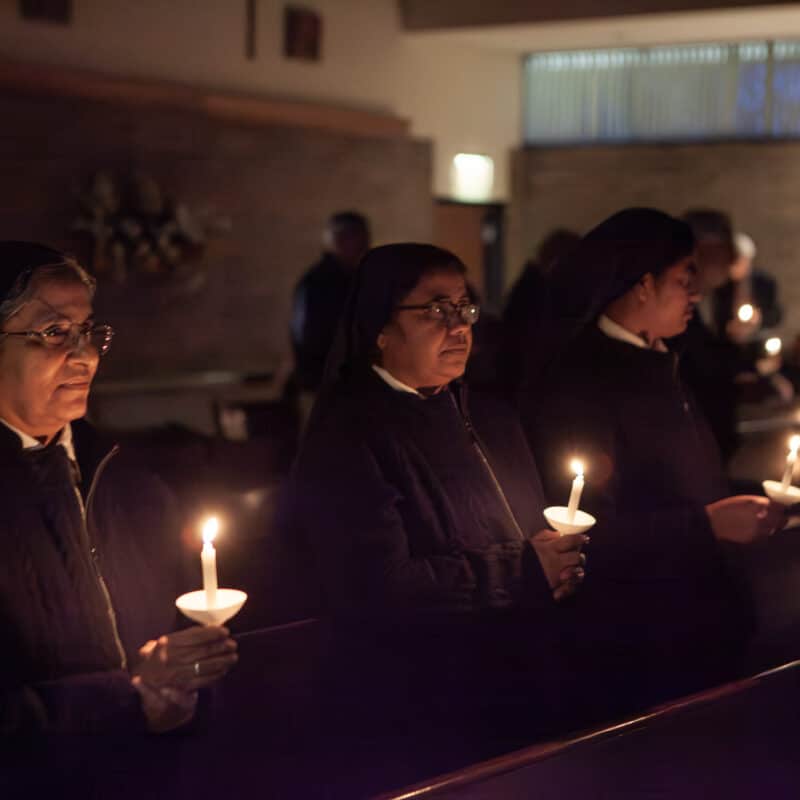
xmin=0 ymin=418 xmax=77 ymax=462
xmin=371 ymin=365 xmax=422 ymax=397
xmin=597 ymin=314 xmax=667 ymax=352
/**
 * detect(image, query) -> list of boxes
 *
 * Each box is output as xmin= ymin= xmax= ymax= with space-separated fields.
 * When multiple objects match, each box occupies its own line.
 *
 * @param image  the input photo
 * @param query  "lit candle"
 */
xmin=201 ymin=516 xmax=219 ymax=609
xmin=737 ymin=303 xmax=755 ymax=323
xmin=765 ymin=337 xmax=782 ymax=356
xmin=567 ymin=459 xmax=585 ymax=522
xmin=780 ymin=436 xmax=800 ymax=491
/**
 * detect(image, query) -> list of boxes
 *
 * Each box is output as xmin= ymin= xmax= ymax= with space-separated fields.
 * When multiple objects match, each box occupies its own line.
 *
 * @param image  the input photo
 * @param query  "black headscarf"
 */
xmin=518 ymin=208 xmax=694 ymax=390
xmin=0 ymin=241 xmax=73 ymax=306
xmin=304 ymin=243 xmax=465 ymax=433
xmin=322 ymin=243 xmax=466 ymax=386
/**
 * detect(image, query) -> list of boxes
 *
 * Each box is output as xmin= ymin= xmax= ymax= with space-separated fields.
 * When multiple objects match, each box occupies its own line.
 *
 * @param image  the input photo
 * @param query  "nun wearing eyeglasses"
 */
xmin=285 ymin=244 xmax=587 ymax=754
xmin=0 ymin=242 xmax=237 ymax=739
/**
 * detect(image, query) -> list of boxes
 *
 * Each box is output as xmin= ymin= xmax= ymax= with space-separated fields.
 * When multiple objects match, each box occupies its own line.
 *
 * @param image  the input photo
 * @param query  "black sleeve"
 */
xmin=526 ymin=383 xmax=719 ymax=584
xmin=1 ymin=671 xmax=146 ymax=736
xmin=290 ymin=429 xmax=478 ymax=615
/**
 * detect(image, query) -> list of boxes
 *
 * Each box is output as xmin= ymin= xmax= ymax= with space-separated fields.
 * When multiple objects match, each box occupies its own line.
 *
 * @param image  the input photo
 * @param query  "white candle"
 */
xmin=201 ymin=516 xmax=219 ymax=609
xmin=567 ymin=459 xmax=585 ymax=522
xmin=780 ymin=436 xmax=800 ymax=491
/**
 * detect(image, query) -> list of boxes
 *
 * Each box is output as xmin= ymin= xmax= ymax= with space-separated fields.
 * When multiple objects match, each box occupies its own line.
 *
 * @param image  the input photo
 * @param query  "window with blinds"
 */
xmin=523 ymin=41 xmax=800 ymax=144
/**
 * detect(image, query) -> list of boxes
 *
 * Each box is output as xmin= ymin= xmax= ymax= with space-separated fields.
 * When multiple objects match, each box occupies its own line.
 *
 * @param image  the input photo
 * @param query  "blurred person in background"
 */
xmin=501 ymin=229 xmax=581 ymax=397
xmin=712 ymin=232 xmax=782 ymax=345
xmin=289 ymin=211 xmax=371 ymax=423
xmin=675 ymin=209 xmax=743 ymax=462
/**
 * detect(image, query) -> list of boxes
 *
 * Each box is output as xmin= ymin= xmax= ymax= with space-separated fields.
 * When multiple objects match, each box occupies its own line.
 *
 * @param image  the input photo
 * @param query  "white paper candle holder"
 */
xmin=543 ymin=506 xmax=597 ymax=536
xmin=176 ymin=589 xmax=247 ymax=626
xmin=762 ymin=480 xmax=800 ymax=507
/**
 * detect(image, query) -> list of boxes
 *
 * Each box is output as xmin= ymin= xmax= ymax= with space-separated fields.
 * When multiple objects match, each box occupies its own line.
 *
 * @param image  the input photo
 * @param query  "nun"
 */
xmin=284 ymin=243 xmax=588 ymax=757
xmin=522 ymin=208 xmax=786 ymax=711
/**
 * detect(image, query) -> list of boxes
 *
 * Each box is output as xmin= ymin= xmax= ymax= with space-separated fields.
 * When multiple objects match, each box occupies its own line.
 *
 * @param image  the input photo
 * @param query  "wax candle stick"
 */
xmin=567 ymin=459 xmax=585 ymax=523
xmin=780 ymin=436 xmax=800 ymax=491
xmin=201 ymin=516 xmax=219 ymax=609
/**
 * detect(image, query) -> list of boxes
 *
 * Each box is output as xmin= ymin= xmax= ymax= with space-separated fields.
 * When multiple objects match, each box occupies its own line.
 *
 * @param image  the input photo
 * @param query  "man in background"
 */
xmin=675 ymin=209 xmax=742 ymax=462
xmin=289 ymin=212 xmax=371 ymax=418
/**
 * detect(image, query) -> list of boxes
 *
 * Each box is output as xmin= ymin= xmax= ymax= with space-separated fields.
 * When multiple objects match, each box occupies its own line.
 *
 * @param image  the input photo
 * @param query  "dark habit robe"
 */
xmin=524 ymin=325 xmax=751 ymax=710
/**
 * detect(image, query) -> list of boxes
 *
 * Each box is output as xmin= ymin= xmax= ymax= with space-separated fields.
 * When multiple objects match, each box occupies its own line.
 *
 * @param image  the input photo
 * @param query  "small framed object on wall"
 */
xmin=284 ymin=5 xmax=322 ymax=62
xmin=18 ymin=0 xmax=72 ymax=24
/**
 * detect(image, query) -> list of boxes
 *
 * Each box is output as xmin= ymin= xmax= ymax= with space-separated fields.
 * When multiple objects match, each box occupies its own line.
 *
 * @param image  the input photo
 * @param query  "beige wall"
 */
xmin=0 ymin=0 xmax=519 ymax=200
xmin=510 ymin=142 xmax=800 ymax=336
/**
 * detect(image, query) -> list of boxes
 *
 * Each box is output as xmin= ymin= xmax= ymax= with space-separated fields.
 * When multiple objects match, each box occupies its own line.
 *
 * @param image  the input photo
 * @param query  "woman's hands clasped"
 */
xmin=530 ymin=529 xmax=588 ymax=602
xmin=131 ymin=625 xmax=238 ymax=733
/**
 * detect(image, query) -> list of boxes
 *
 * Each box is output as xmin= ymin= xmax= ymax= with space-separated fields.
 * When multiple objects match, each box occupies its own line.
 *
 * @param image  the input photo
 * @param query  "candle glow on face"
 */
xmin=737 ymin=303 xmax=755 ymax=323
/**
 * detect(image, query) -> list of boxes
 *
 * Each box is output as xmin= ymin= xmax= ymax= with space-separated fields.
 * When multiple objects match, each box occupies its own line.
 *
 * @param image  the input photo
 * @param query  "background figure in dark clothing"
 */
xmin=501 ymin=229 xmax=581 ymax=396
xmin=0 ymin=242 xmax=237 ymax=739
xmin=289 ymin=211 xmax=371 ymax=398
xmin=710 ymin=232 xmax=793 ymax=407
xmin=712 ymin=232 xmax=783 ymax=342
xmin=523 ymin=209 xmax=787 ymax=718
xmin=674 ymin=209 xmax=743 ymax=462
xmin=284 ymin=243 xmax=587 ymax=757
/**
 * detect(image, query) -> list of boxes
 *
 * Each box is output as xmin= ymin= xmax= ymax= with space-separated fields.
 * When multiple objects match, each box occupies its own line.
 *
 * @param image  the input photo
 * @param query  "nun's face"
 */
xmin=377 ymin=270 xmax=472 ymax=390
xmin=648 ymin=255 xmax=701 ymax=338
xmin=0 ymin=279 xmax=99 ymax=442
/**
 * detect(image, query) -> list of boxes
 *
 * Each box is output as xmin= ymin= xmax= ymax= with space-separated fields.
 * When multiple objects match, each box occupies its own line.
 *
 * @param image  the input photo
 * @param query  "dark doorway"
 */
xmin=433 ymin=200 xmax=505 ymax=313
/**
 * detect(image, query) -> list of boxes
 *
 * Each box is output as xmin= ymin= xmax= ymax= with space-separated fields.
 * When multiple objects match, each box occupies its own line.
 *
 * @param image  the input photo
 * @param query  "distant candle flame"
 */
xmin=570 ymin=459 xmax=585 ymax=477
xmin=765 ymin=337 xmax=782 ymax=356
xmin=790 ymin=436 xmax=800 ymax=455
xmin=737 ymin=303 xmax=754 ymax=323
xmin=201 ymin=516 xmax=219 ymax=545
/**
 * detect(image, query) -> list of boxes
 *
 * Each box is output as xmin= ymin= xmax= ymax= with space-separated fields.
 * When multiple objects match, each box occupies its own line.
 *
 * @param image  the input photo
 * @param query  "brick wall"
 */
xmin=0 ymin=88 xmax=432 ymax=380
xmin=509 ymin=141 xmax=800 ymax=336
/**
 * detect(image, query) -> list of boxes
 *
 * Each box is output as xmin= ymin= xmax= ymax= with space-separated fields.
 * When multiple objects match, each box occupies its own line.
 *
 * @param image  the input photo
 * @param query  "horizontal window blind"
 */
xmin=524 ymin=41 xmax=800 ymax=143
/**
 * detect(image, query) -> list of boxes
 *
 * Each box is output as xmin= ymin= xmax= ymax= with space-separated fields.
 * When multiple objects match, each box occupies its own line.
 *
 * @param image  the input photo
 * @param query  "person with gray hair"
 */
xmin=0 ymin=242 xmax=238 ymax=739
xmin=712 ymin=230 xmax=783 ymax=343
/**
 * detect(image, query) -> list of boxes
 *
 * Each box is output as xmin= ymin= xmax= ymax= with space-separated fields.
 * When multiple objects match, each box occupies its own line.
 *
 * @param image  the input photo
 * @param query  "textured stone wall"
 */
xmin=509 ymin=141 xmax=800 ymax=337
xmin=0 ymin=88 xmax=432 ymax=380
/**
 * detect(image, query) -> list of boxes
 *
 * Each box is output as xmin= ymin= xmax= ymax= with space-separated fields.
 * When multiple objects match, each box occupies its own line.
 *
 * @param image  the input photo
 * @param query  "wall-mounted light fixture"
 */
xmin=450 ymin=153 xmax=494 ymax=203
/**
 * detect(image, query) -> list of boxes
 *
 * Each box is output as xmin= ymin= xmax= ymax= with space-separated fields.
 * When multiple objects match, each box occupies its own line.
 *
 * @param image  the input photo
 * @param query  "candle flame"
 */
xmin=570 ymin=458 xmax=585 ymax=477
xmin=737 ymin=303 xmax=754 ymax=323
xmin=201 ymin=516 xmax=219 ymax=545
xmin=789 ymin=435 xmax=800 ymax=454
xmin=765 ymin=337 xmax=782 ymax=356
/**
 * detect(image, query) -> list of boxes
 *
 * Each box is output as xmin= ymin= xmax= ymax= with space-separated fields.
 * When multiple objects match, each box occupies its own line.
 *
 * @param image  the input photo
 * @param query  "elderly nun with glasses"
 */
xmin=0 ymin=242 xmax=237 ymax=738
xmin=284 ymin=244 xmax=587 ymax=753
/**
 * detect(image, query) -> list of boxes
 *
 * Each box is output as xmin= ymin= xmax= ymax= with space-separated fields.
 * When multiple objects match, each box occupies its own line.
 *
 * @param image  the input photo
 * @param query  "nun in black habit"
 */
xmin=284 ymin=243 xmax=588 ymax=764
xmin=522 ymin=208 xmax=787 ymax=712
